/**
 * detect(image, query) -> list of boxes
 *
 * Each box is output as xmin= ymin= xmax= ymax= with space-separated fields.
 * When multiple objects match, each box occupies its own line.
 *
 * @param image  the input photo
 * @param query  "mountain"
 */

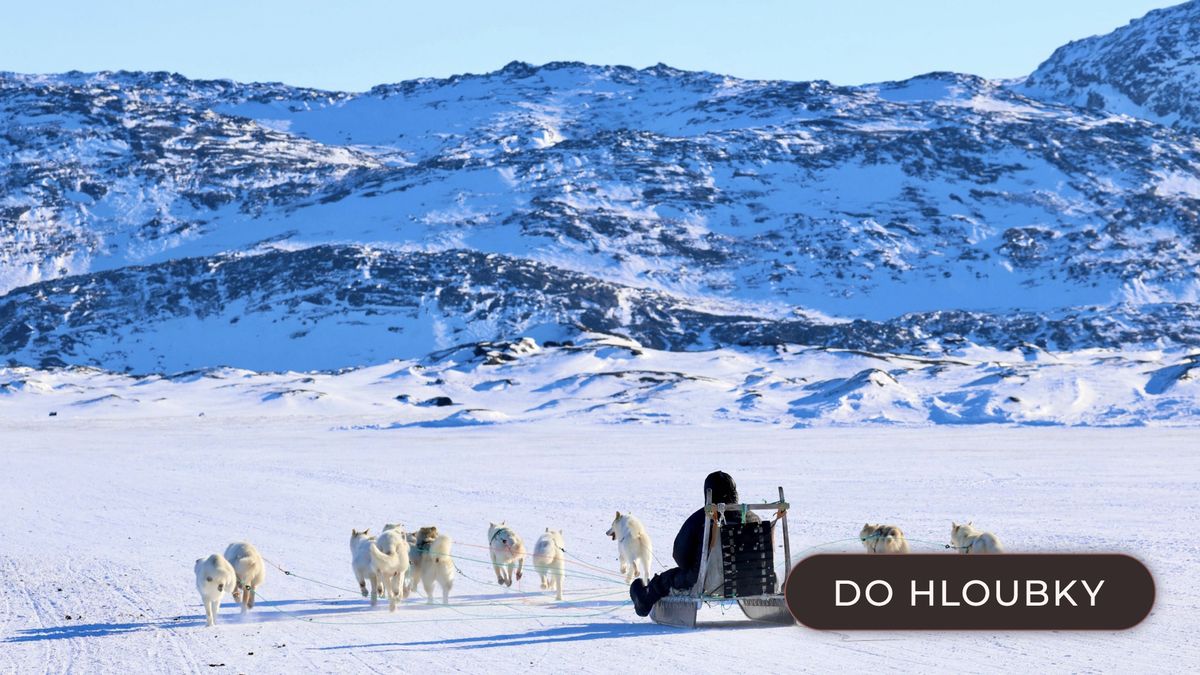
xmin=1021 ymin=0 xmax=1200 ymax=132
xmin=2 ymin=5 xmax=1200 ymax=382
xmin=5 ymin=245 xmax=1200 ymax=372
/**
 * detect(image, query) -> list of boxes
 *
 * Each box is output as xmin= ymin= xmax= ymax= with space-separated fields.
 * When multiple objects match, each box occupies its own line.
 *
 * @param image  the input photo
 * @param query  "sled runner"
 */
xmin=650 ymin=487 xmax=795 ymax=628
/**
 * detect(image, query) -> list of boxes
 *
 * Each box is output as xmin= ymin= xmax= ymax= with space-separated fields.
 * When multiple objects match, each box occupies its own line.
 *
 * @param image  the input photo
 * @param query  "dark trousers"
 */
xmin=645 ymin=565 xmax=698 ymax=605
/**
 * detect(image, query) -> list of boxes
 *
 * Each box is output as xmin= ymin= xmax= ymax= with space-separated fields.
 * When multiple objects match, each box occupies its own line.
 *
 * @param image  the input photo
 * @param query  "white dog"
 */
xmin=194 ymin=553 xmax=236 ymax=627
xmin=951 ymin=522 xmax=1004 ymax=554
xmin=350 ymin=528 xmax=382 ymax=604
xmin=532 ymin=529 xmax=566 ymax=600
xmin=488 ymin=522 xmax=526 ymax=586
xmin=410 ymin=526 xmax=455 ymax=604
xmin=372 ymin=524 xmax=411 ymax=611
xmin=405 ymin=529 xmax=423 ymax=597
xmin=607 ymin=512 xmax=652 ymax=583
xmin=859 ymin=523 xmax=911 ymax=554
xmin=223 ymin=541 xmax=266 ymax=612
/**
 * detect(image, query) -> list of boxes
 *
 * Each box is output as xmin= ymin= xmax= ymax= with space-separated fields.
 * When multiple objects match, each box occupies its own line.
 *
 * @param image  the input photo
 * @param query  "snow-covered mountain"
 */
xmin=3 ymin=3 xmax=1200 ymax=425
xmin=1021 ymin=0 xmax=1200 ymax=132
xmin=5 ymin=244 xmax=1200 ymax=373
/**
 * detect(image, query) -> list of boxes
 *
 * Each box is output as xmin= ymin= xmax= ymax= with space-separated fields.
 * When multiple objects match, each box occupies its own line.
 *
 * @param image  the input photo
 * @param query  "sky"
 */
xmin=0 ymin=1 xmax=1184 ymax=91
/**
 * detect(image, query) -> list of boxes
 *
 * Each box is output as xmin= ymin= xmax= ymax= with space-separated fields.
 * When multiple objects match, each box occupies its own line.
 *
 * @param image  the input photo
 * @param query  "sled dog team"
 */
xmin=191 ymin=517 xmax=632 ymax=626
xmin=194 ymin=513 xmax=998 ymax=626
xmin=860 ymin=521 xmax=1004 ymax=555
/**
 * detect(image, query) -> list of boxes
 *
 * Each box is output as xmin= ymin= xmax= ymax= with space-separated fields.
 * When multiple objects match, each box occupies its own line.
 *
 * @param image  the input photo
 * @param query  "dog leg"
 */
xmin=247 ymin=585 xmax=255 ymax=610
xmin=423 ymin=572 xmax=435 ymax=604
xmin=515 ymin=558 xmax=523 ymax=581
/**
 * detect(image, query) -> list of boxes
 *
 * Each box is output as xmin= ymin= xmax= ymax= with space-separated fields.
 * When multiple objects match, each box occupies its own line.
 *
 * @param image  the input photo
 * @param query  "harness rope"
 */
xmin=250 ymin=530 xmax=969 ymax=626
xmin=253 ymin=552 xmax=632 ymax=627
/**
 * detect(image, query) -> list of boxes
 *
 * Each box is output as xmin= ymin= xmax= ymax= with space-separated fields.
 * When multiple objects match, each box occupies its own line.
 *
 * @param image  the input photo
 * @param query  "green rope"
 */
xmin=249 ymin=586 xmax=629 ymax=627
xmin=254 ymin=531 xmax=965 ymax=627
xmin=261 ymin=553 xmax=631 ymax=622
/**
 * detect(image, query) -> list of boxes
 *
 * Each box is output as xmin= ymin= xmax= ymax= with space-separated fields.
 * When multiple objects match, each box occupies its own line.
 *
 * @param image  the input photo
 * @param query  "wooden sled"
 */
xmin=650 ymin=487 xmax=795 ymax=628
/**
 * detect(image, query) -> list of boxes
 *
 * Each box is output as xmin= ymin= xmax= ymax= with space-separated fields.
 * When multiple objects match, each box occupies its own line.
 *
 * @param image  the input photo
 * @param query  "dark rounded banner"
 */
xmin=785 ymin=554 xmax=1154 ymax=630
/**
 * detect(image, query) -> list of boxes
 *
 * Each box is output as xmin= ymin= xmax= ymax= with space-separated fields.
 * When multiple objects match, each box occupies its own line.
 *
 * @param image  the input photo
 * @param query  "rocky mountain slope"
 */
xmin=2 ymin=3 xmax=1200 ymax=379
xmin=4 ymin=245 xmax=1200 ymax=372
xmin=1021 ymin=0 xmax=1200 ymax=132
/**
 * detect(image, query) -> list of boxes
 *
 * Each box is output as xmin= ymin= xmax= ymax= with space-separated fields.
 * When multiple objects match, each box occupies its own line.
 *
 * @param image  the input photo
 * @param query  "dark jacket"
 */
xmin=644 ymin=471 xmax=742 ymax=600
xmin=671 ymin=471 xmax=738 ymax=572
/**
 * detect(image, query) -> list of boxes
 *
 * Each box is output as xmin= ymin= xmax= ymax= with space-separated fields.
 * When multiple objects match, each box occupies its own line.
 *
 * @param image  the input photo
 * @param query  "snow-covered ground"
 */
xmin=1 ymin=418 xmax=1197 ymax=673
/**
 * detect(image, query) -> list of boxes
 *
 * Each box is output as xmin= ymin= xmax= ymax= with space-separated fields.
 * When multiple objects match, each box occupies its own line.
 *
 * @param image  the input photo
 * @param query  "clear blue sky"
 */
xmin=1 ymin=1 xmax=1182 ymax=91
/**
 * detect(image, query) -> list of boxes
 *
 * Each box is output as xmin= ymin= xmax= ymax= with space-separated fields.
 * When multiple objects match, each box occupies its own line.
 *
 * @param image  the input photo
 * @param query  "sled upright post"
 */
xmin=649 ymin=486 xmax=796 ymax=628
xmin=779 ymin=485 xmax=791 ymax=572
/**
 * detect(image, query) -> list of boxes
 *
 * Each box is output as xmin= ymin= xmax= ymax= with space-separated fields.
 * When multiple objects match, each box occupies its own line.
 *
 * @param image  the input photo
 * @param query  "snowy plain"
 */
xmin=1 ymin=416 xmax=1198 ymax=673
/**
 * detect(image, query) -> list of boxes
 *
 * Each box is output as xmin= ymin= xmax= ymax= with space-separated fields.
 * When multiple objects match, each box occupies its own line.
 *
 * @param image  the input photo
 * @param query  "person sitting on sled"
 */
xmin=629 ymin=470 xmax=757 ymax=616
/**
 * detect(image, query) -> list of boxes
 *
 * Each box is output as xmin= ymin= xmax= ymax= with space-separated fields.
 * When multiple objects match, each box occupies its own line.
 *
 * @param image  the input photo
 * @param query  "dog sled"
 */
xmin=650 ymin=487 xmax=795 ymax=628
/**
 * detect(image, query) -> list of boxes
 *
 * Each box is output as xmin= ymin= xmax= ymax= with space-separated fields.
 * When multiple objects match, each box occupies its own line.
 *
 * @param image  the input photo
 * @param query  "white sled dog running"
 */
xmin=488 ymin=522 xmax=526 ymax=586
xmin=376 ymin=521 xmax=410 ymax=598
xmin=859 ymin=523 xmax=911 ymax=554
xmin=607 ymin=512 xmax=652 ymax=583
xmin=532 ymin=528 xmax=566 ymax=600
xmin=194 ymin=554 xmax=236 ymax=627
xmin=370 ymin=525 xmax=411 ymax=612
xmin=410 ymin=526 xmax=455 ymax=604
xmin=350 ymin=528 xmax=383 ymax=604
xmin=223 ymin=541 xmax=266 ymax=612
xmin=950 ymin=521 xmax=1005 ymax=554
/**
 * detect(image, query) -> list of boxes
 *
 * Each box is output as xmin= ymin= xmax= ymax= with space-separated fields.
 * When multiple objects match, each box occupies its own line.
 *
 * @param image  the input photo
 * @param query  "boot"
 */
xmin=630 ymin=578 xmax=657 ymax=617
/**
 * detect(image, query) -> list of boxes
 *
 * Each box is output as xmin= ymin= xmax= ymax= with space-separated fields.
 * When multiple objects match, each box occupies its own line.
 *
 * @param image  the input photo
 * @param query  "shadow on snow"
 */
xmin=4 ymin=595 xmax=634 ymax=643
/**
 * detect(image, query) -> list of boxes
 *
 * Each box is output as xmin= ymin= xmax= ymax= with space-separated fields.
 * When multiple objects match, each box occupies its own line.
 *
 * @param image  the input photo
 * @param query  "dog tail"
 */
xmin=430 ymin=534 xmax=453 ymax=562
xmin=369 ymin=540 xmax=394 ymax=563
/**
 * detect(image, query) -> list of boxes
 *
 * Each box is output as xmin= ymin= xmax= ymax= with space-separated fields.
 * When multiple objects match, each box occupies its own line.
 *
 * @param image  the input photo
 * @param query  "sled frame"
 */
xmin=650 ymin=486 xmax=794 ymax=628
